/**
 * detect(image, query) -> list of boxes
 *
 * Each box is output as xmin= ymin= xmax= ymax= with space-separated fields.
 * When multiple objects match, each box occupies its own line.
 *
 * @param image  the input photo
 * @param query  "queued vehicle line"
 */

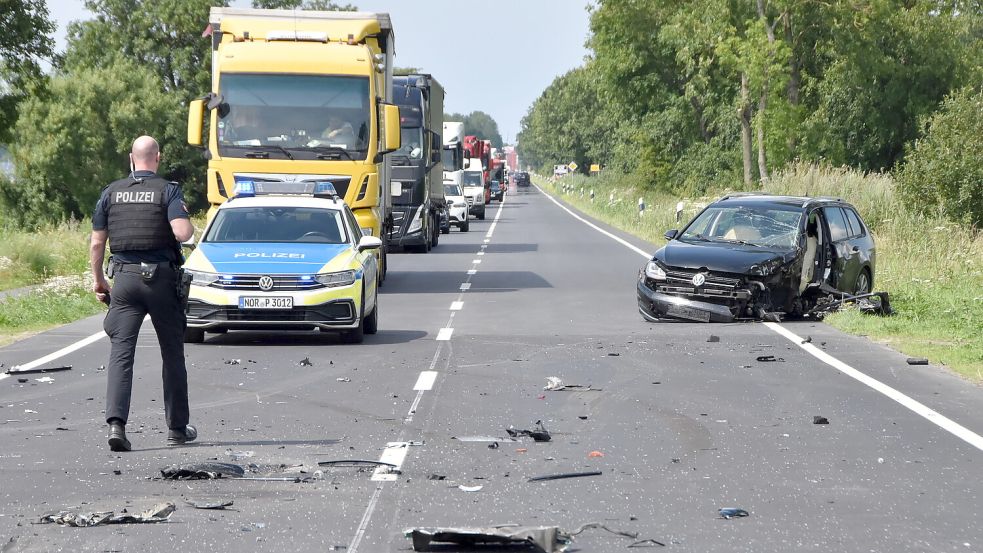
xmin=351 ymin=196 xmax=506 ymax=552
xmin=535 ymin=183 xmax=983 ymax=453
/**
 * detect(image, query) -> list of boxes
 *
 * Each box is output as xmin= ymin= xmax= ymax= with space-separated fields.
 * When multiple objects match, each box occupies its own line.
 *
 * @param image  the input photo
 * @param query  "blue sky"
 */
xmin=45 ymin=0 xmax=594 ymax=143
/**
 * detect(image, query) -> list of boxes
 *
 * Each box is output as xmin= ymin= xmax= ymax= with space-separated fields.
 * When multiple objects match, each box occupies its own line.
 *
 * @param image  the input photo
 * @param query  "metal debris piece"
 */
xmin=186 ymin=499 xmax=233 ymax=510
xmin=607 ymin=353 xmax=620 ymax=357
xmin=756 ymin=355 xmax=784 ymax=362
xmin=298 ymin=357 xmax=313 ymax=366
xmin=34 ymin=377 xmax=54 ymax=384
xmin=813 ymin=416 xmax=829 ymax=425
xmin=628 ymin=538 xmax=666 ymax=547
xmin=707 ymin=335 xmax=720 ymax=343
xmin=810 ymin=291 xmax=892 ymax=316
xmin=160 ymin=462 xmax=245 ymax=480
xmin=40 ymin=502 xmax=175 ymax=527
xmin=543 ymin=377 xmax=598 ymax=392
xmin=5 ymin=365 xmax=72 ymax=375
xmin=458 ymin=485 xmax=483 ymax=492
xmin=452 ymin=435 xmax=517 ymax=443
xmin=906 ymin=357 xmax=929 ymax=366
xmin=506 ymin=420 xmax=551 ymax=442
xmin=405 ymin=525 xmax=570 ymax=553
xmin=317 ymin=459 xmax=397 ymax=468
xmin=718 ymin=508 xmax=750 ymax=519
xmin=527 ymin=471 xmax=602 ymax=483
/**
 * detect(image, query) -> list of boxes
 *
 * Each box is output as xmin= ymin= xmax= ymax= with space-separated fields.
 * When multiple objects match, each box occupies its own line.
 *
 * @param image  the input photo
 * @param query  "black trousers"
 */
xmin=103 ymin=264 xmax=189 ymax=429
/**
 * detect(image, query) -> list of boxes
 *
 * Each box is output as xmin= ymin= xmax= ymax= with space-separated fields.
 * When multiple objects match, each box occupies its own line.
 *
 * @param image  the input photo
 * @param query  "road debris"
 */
xmin=488 ymin=442 xmax=499 ymax=449
xmin=707 ymin=335 xmax=720 ymax=343
xmin=427 ymin=474 xmax=446 ymax=481
xmin=528 ymin=471 xmax=602 ymax=483
xmin=588 ymin=451 xmax=605 ymax=458
xmin=578 ymin=415 xmax=588 ymax=420
xmin=40 ymin=502 xmax=175 ymax=527
xmin=298 ymin=357 xmax=313 ymax=366
xmin=16 ymin=378 xmax=28 ymax=383
xmin=756 ymin=355 xmax=784 ymax=362
xmin=160 ymin=462 xmax=246 ymax=480
xmin=607 ymin=353 xmax=620 ymax=357
xmin=225 ymin=449 xmax=255 ymax=461
xmin=506 ymin=420 xmax=551 ymax=442
xmin=224 ymin=359 xmax=241 ymax=365
xmin=628 ymin=538 xmax=666 ymax=547
xmin=405 ymin=525 xmax=570 ymax=553
xmin=813 ymin=416 xmax=829 ymax=425
xmin=801 ymin=336 xmax=813 ymax=344
xmin=458 ymin=485 xmax=483 ymax=492
xmin=317 ymin=459 xmax=397 ymax=469
xmin=906 ymin=357 xmax=929 ymax=366
xmin=34 ymin=377 xmax=55 ymax=384
xmin=5 ymin=364 xmax=72 ymax=375
xmin=336 ymin=377 xmax=351 ymax=382
xmin=718 ymin=508 xmax=750 ymax=519
xmin=186 ymin=499 xmax=234 ymax=510
xmin=452 ymin=435 xmax=517 ymax=443
xmin=544 ymin=377 xmax=600 ymax=392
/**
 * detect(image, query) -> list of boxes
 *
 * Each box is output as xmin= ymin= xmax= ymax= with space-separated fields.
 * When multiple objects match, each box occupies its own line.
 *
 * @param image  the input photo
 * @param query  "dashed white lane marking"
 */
xmin=436 ymin=328 xmax=454 ymax=341
xmin=7 ymin=330 xmax=108 ymax=376
xmin=450 ymin=301 xmax=464 ymax=311
xmin=371 ymin=442 xmax=412 ymax=481
xmin=472 ymin=259 xmax=481 ymax=264
xmin=765 ymin=322 xmax=983 ymax=451
xmin=484 ymin=239 xmax=490 ymax=243
xmin=477 ymin=251 xmax=485 ymax=256
xmin=459 ymin=283 xmax=471 ymax=291
xmin=467 ymin=269 xmax=477 ymax=275
xmin=413 ymin=371 xmax=438 ymax=391
xmin=538 ymin=182 xmax=983 ymax=453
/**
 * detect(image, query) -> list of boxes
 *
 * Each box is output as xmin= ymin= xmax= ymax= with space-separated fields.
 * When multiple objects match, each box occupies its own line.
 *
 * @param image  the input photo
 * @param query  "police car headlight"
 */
xmin=315 ymin=270 xmax=357 ymax=287
xmin=185 ymin=269 xmax=219 ymax=285
xmin=644 ymin=261 xmax=667 ymax=281
xmin=407 ymin=208 xmax=424 ymax=233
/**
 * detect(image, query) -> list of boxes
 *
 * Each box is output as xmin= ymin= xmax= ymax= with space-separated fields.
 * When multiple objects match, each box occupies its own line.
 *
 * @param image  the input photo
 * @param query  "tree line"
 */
xmin=517 ymin=0 xmax=982 ymax=225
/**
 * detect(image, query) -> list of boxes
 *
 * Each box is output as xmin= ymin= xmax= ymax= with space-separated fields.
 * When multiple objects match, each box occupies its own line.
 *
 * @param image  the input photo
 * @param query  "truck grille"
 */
xmin=208 ymin=275 xmax=324 ymax=291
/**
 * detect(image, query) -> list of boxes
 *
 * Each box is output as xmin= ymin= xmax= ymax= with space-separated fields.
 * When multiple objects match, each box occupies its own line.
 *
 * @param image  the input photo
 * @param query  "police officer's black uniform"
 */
xmin=93 ymin=170 xmax=195 ymax=450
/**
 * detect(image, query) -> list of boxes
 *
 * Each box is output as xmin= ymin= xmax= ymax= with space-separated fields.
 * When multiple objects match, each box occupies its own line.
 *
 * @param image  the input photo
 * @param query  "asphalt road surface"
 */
xmin=1 ymin=185 xmax=981 ymax=552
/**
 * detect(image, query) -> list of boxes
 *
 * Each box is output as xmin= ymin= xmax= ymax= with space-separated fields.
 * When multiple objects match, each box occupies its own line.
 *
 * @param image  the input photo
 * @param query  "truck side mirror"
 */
xmin=187 ymin=99 xmax=205 ymax=147
xmin=382 ymin=104 xmax=400 ymax=153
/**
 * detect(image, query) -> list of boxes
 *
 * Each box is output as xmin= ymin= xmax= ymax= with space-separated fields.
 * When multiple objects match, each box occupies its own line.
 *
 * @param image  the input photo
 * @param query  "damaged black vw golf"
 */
xmin=637 ymin=194 xmax=876 ymax=322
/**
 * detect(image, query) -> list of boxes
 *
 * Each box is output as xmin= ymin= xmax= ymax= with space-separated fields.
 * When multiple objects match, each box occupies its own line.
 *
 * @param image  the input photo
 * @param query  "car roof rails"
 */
xmin=719 ymin=191 xmax=768 ymax=201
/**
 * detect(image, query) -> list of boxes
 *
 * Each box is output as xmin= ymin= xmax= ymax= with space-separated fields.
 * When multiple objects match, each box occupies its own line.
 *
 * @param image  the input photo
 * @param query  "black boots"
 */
xmin=108 ymin=422 xmax=131 ymax=452
xmin=167 ymin=424 xmax=198 ymax=446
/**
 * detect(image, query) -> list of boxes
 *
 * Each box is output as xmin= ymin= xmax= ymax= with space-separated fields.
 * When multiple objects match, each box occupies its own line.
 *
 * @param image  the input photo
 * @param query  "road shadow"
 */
xmin=197 ymin=328 xmax=428 ymax=346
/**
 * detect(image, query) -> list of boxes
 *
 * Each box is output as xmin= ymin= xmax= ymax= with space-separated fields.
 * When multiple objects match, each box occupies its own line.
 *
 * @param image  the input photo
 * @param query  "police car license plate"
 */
xmin=239 ymin=296 xmax=293 ymax=309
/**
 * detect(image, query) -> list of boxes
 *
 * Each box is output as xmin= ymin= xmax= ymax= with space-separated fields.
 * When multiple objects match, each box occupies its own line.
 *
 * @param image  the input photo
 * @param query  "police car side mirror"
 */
xmin=357 ymin=235 xmax=383 ymax=252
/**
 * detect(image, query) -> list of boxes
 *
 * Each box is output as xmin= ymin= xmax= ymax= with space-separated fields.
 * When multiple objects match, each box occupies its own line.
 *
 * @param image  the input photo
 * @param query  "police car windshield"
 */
xmin=204 ymin=207 xmax=349 ymax=244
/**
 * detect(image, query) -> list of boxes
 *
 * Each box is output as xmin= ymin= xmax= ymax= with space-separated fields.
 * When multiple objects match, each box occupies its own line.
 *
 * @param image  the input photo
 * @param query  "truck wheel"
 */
xmin=431 ymin=217 xmax=440 ymax=247
xmin=477 ymin=209 xmax=485 ymax=221
xmin=184 ymin=328 xmax=205 ymax=344
xmin=460 ymin=219 xmax=469 ymax=232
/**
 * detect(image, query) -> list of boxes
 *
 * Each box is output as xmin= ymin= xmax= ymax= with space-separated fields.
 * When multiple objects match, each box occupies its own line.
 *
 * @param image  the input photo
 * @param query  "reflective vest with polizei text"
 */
xmin=106 ymin=176 xmax=175 ymax=253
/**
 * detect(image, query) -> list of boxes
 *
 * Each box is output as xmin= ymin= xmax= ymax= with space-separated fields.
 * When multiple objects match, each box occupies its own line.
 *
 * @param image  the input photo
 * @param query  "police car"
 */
xmin=182 ymin=182 xmax=380 ymax=344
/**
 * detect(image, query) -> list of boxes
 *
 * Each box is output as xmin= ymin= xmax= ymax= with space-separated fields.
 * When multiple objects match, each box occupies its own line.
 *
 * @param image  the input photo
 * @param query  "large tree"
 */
xmin=0 ymin=0 xmax=56 ymax=143
xmin=445 ymin=111 xmax=504 ymax=148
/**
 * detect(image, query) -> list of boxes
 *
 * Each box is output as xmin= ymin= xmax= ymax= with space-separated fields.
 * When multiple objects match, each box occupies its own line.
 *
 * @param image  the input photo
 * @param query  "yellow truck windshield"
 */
xmin=217 ymin=74 xmax=370 ymax=160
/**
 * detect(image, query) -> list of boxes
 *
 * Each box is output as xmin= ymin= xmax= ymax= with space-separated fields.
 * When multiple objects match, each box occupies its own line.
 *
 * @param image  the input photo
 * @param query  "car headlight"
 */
xmin=644 ymin=261 xmax=667 ymax=280
xmin=185 ymin=269 xmax=219 ymax=285
xmin=407 ymin=207 xmax=423 ymax=233
xmin=315 ymin=270 xmax=357 ymax=287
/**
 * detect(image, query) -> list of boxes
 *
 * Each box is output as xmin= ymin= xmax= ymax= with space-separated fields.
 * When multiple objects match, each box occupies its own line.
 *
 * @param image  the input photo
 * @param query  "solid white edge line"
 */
xmin=450 ymin=301 xmax=464 ymax=311
xmin=413 ymin=370 xmax=438 ymax=391
xmin=436 ymin=328 xmax=454 ymax=341
xmin=539 ymin=181 xmax=983 ymax=453
xmin=10 ymin=330 xmax=108 ymax=372
xmin=765 ymin=322 xmax=983 ymax=451
xmin=535 ymin=184 xmax=651 ymax=258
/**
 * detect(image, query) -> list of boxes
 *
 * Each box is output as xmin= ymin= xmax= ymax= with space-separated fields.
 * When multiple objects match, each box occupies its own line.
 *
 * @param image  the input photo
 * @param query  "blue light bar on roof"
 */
xmin=233 ymin=180 xmax=255 ymax=197
xmin=314 ymin=181 xmax=339 ymax=198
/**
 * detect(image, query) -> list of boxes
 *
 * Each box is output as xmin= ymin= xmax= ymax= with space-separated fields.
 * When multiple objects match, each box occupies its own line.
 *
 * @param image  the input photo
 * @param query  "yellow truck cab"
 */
xmin=187 ymin=8 xmax=400 ymax=283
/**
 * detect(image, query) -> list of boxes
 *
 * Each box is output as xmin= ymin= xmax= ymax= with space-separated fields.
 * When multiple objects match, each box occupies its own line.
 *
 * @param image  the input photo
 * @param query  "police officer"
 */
xmin=89 ymin=135 xmax=197 ymax=452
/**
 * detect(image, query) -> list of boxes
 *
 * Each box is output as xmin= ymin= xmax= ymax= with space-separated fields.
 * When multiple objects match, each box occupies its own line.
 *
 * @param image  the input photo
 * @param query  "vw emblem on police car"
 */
xmin=692 ymin=273 xmax=706 ymax=287
xmin=258 ymin=276 xmax=274 ymax=291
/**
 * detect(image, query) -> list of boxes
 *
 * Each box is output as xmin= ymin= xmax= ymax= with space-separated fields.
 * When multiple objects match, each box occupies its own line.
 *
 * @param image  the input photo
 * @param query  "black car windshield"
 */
xmin=217 ymin=74 xmax=370 ymax=160
xmin=463 ymin=172 xmax=482 ymax=186
xmin=204 ymin=206 xmax=348 ymax=244
xmin=680 ymin=204 xmax=803 ymax=249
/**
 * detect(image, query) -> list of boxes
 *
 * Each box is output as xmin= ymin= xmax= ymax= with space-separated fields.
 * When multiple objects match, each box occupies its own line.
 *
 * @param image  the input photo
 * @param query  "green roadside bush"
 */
xmin=898 ymin=86 xmax=983 ymax=227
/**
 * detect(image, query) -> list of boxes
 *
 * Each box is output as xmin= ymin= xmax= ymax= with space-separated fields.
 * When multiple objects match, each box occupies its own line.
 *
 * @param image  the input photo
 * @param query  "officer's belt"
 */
xmin=115 ymin=262 xmax=176 ymax=272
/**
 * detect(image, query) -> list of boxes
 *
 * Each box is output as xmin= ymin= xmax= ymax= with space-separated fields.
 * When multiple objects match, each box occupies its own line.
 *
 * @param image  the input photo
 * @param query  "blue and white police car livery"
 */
xmin=182 ymin=182 xmax=381 ymax=344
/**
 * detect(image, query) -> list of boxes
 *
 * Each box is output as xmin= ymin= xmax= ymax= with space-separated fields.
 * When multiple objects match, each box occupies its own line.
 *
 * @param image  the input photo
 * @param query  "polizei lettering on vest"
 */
xmin=114 ymin=191 xmax=157 ymax=203
xmin=233 ymin=252 xmax=305 ymax=259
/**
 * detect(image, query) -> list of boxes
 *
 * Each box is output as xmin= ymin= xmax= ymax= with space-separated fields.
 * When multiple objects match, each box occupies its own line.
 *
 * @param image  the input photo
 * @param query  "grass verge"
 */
xmin=0 ymin=220 xmax=92 ymax=291
xmin=535 ymin=165 xmax=983 ymax=382
xmin=0 ymin=275 xmax=106 ymax=347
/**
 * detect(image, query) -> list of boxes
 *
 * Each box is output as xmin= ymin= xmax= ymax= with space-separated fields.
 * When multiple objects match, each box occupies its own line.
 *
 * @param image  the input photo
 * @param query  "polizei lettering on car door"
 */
xmin=233 ymin=253 xmax=306 ymax=258
xmin=114 ymin=191 xmax=156 ymax=203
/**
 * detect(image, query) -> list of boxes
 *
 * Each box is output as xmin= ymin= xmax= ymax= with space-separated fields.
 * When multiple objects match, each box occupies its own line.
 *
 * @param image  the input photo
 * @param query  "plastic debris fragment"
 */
xmin=40 ymin=502 xmax=175 ymax=527
xmin=813 ymin=416 xmax=829 ymax=425
xmin=298 ymin=357 xmax=313 ymax=366
xmin=506 ymin=420 xmax=551 ymax=442
xmin=528 ymin=471 xmax=602 ymax=483
xmin=906 ymin=357 xmax=929 ymax=365
xmin=160 ymin=462 xmax=245 ymax=480
xmin=718 ymin=508 xmax=750 ymax=519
